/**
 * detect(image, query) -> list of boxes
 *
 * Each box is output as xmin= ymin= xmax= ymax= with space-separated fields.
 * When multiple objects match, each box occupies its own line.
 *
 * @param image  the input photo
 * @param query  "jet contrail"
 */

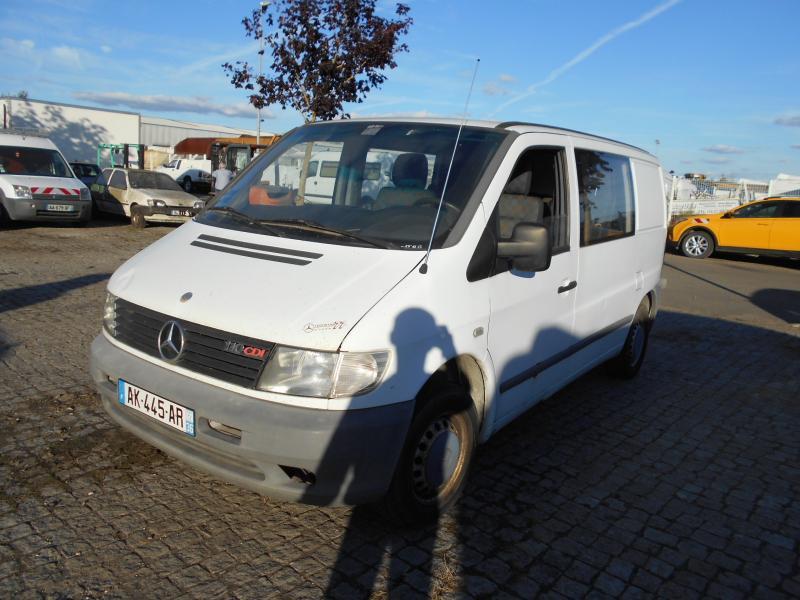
xmin=491 ymin=0 xmax=683 ymax=115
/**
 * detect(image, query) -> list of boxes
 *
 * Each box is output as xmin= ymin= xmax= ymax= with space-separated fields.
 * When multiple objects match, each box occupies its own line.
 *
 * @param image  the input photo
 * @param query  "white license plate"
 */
xmin=117 ymin=380 xmax=195 ymax=436
xmin=170 ymin=209 xmax=191 ymax=216
xmin=47 ymin=204 xmax=75 ymax=212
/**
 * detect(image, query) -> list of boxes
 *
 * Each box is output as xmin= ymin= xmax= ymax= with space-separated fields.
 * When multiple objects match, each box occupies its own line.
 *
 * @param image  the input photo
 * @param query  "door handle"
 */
xmin=558 ymin=280 xmax=577 ymax=294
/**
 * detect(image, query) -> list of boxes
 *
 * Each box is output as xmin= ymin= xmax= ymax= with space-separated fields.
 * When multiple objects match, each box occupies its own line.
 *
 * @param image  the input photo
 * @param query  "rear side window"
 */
xmin=576 ymin=149 xmax=635 ymax=246
xmin=782 ymin=201 xmax=800 ymax=218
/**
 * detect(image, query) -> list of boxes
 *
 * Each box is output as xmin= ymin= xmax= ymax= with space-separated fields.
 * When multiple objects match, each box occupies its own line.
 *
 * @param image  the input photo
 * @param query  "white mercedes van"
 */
xmin=90 ymin=118 xmax=667 ymax=523
xmin=0 ymin=132 xmax=91 ymax=225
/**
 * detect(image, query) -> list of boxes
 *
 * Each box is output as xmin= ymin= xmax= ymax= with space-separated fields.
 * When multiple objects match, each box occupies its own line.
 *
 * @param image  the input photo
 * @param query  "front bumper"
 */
xmin=140 ymin=205 xmax=199 ymax=223
xmin=2 ymin=196 xmax=90 ymax=221
xmin=89 ymin=334 xmax=414 ymax=506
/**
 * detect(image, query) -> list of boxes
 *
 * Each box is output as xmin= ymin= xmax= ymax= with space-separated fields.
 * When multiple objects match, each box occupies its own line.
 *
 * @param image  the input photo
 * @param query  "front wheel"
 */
xmin=680 ymin=230 xmax=714 ymax=258
xmin=383 ymin=386 xmax=477 ymax=525
xmin=130 ymin=206 xmax=147 ymax=229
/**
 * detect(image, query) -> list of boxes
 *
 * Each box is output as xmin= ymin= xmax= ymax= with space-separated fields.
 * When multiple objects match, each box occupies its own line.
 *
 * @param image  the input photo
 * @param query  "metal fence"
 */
xmin=664 ymin=175 xmax=770 ymax=217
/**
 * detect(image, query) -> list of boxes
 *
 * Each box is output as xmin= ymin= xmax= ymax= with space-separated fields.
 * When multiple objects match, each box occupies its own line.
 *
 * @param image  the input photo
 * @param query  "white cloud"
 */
xmin=492 ymin=0 xmax=683 ymax=115
xmin=705 ymin=157 xmax=732 ymax=164
xmin=100 ymin=45 xmax=112 ymax=54
xmin=702 ymin=144 xmax=744 ymax=154
xmin=776 ymin=115 xmax=800 ymax=127
xmin=791 ymin=145 xmax=800 ymax=150
xmin=52 ymin=45 xmax=83 ymax=69
xmin=72 ymin=91 xmax=273 ymax=119
xmin=498 ymin=73 xmax=516 ymax=83
xmin=483 ymin=82 xmax=511 ymax=97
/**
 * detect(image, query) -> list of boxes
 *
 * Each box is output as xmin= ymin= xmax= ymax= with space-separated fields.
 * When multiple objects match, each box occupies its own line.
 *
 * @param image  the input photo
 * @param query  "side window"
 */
xmin=306 ymin=161 xmax=318 ymax=178
xmin=319 ymin=161 xmax=339 ymax=178
xmin=576 ymin=149 xmax=635 ymax=246
xmin=781 ymin=201 xmax=800 ymax=218
xmin=496 ymin=147 xmax=569 ymax=253
xmin=733 ymin=202 xmax=779 ymax=218
xmin=109 ymin=170 xmax=127 ymax=189
xmin=96 ymin=169 xmax=111 ymax=186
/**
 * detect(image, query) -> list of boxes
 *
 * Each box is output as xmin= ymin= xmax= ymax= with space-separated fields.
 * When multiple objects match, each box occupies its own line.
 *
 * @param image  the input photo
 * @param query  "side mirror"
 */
xmin=721 ymin=212 xmax=732 ymax=219
xmin=497 ymin=223 xmax=551 ymax=272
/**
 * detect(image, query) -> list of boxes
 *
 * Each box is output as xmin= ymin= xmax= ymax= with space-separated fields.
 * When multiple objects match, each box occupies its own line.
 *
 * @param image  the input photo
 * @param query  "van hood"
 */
xmin=0 ymin=174 xmax=86 ymax=193
xmin=108 ymin=220 xmax=423 ymax=351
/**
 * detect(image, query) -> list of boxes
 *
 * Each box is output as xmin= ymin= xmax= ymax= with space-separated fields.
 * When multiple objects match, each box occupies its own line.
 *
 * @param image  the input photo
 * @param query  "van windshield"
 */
xmin=0 ymin=145 xmax=71 ymax=178
xmin=197 ymin=122 xmax=506 ymax=249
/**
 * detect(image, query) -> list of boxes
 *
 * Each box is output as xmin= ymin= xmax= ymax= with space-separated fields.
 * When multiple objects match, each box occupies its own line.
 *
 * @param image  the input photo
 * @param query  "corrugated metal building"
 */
xmin=1 ymin=97 xmax=267 ymax=161
xmin=140 ymin=116 xmax=259 ymax=149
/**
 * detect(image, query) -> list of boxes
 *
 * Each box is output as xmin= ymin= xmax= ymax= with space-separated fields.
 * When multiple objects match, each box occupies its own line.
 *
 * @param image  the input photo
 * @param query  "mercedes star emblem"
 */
xmin=157 ymin=320 xmax=185 ymax=362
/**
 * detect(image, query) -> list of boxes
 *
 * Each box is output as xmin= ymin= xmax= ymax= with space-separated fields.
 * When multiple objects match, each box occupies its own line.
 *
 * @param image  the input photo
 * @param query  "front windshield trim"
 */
xmin=199 ymin=122 xmax=513 ymax=250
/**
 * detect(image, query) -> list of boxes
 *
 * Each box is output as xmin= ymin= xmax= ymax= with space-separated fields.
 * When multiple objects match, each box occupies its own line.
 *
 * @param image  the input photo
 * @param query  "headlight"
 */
xmin=13 ymin=185 xmax=32 ymax=199
xmin=257 ymin=346 xmax=390 ymax=398
xmin=103 ymin=292 xmax=117 ymax=335
xmin=146 ymin=199 xmax=166 ymax=207
xmin=80 ymin=187 xmax=90 ymax=201
xmin=193 ymin=200 xmax=205 ymax=210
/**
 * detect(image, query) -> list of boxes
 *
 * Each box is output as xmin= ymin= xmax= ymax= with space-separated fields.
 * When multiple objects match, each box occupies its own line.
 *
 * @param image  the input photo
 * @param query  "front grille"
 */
xmin=33 ymin=194 xmax=79 ymax=202
xmin=35 ymin=210 xmax=81 ymax=218
xmin=112 ymin=298 xmax=272 ymax=388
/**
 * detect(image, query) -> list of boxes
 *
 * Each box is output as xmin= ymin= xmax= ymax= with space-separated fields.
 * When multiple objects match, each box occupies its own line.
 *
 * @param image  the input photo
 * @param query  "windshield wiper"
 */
xmin=257 ymin=218 xmax=393 ymax=249
xmin=205 ymin=206 xmax=285 ymax=237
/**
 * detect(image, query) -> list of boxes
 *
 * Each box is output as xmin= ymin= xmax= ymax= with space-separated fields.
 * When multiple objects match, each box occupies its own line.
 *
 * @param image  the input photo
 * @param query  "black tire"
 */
xmin=680 ymin=229 xmax=714 ymax=259
xmin=0 ymin=202 xmax=9 ymax=228
xmin=130 ymin=206 xmax=147 ymax=229
xmin=607 ymin=299 xmax=652 ymax=379
xmin=182 ymin=176 xmax=192 ymax=193
xmin=383 ymin=385 xmax=477 ymax=525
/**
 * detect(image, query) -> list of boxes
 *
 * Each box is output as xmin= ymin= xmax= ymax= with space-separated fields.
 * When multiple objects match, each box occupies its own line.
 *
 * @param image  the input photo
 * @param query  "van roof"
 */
xmin=321 ymin=117 xmax=654 ymax=159
xmin=0 ymin=131 xmax=59 ymax=151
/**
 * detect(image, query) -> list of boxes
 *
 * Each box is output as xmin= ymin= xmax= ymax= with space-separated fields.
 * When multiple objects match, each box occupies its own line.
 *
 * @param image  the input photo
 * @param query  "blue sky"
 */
xmin=2 ymin=0 xmax=800 ymax=180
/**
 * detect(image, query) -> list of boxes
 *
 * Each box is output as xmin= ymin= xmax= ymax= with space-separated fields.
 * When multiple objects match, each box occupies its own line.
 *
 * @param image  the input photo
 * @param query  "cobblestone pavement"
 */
xmin=1 ymin=221 xmax=799 ymax=599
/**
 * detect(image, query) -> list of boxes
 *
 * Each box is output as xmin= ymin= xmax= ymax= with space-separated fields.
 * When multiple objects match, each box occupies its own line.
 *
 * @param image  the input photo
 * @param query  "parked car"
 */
xmin=157 ymin=158 xmax=212 ymax=192
xmin=69 ymin=161 xmax=102 ymax=187
xmin=0 ymin=132 xmax=91 ymax=226
xmin=91 ymin=167 xmax=204 ymax=228
xmin=89 ymin=118 xmax=667 ymax=523
xmin=669 ymin=197 xmax=800 ymax=259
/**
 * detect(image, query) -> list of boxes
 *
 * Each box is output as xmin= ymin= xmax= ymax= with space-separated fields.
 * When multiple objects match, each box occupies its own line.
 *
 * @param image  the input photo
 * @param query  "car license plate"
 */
xmin=170 ymin=209 xmax=192 ymax=217
xmin=117 ymin=380 xmax=195 ymax=436
xmin=47 ymin=204 xmax=75 ymax=212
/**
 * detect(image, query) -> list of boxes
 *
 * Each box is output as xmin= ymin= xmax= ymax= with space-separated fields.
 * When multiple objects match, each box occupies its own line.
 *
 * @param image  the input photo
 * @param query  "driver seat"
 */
xmin=374 ymin=153 xmax=438 ymax=209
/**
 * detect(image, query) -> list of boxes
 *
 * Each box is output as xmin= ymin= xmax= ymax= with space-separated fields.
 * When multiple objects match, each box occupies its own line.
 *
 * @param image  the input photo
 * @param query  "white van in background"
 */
xmin=158 ymin=158 xmax=212 ymax=192
xmin=90 ymin=118 xmax=667 ymax=524
xmin=0 ymin=131 xmax=91 ymax=226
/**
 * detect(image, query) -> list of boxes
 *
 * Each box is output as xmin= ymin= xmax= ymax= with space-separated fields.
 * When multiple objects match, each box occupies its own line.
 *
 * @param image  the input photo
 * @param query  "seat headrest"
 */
xmin=503 ymin=171 xmax=531 ymax=195
xmin=392 ymin=153 xmax=428 ymax=189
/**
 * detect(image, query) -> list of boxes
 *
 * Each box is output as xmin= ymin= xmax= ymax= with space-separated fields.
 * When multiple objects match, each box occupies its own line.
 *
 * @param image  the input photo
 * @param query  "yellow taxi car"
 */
xmin=669 ymin=196 xmax=800 ymax=259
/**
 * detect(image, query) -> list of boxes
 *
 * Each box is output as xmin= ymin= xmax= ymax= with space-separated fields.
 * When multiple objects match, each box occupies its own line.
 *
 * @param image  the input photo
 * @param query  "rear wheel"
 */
xmin=607 ymin=299 xmax=652 ymax=379
xmin=130 ymin=206 xmax=147 ymax=229
xmin=383 ymin=386 xmax=477 ymax=525
xmin=0 ymin=202 xmax=9 ymax=228
xmin=681 ymin=230 xmax=714 ymax=258
xmin=182 ymin=176 xmax=192 ymax=193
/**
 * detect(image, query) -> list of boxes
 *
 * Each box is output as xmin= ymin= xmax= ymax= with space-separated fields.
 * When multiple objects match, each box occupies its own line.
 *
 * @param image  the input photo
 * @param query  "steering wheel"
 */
xmin=413 ymin=197 xmax=461 ymax=214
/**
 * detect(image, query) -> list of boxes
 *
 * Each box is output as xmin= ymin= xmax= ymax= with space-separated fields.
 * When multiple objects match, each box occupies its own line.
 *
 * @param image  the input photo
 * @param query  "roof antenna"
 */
xmin=419 ymin=57 xmax=480 ymax=275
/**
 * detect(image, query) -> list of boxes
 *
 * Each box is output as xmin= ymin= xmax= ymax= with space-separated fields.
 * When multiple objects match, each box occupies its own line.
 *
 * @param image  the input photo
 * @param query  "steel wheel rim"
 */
xmin=412 ymin=416 xmax=463 ymax=503
xmin=685 ymin=234 xmax=708 ymax=256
